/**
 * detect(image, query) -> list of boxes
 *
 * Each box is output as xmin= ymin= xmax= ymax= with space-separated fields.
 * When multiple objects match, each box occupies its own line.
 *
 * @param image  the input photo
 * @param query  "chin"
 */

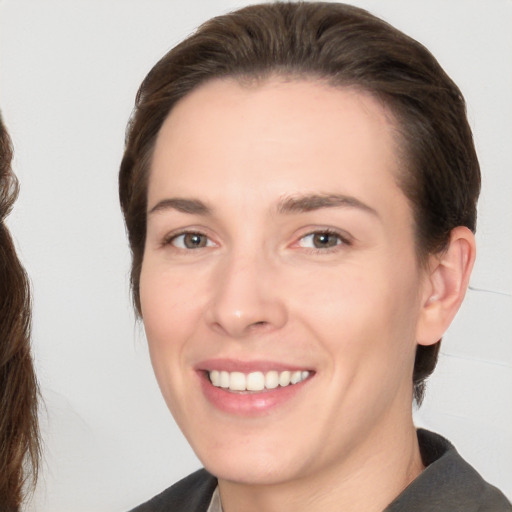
xmin=191 ymin=433 xmax=307 ymax=485
xmin=204 ymin=455 xmax=297 ymax=486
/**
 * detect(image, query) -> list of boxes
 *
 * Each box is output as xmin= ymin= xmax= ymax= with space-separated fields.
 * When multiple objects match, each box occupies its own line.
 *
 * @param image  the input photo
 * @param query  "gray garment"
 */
xmin=384 ymin=429 xmax=511 ymax=511
xmin=129 ymin=429 xmax=511 ymax=512
xmin=129 ymin=470 xmax=216 ymax=512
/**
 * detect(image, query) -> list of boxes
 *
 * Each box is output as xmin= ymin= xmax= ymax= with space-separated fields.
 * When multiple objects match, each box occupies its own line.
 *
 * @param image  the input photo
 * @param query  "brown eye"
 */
xmin=312 ymin=233 xmax=339 ymax=248
xmin=171 ymin=232 xmax=211 ymax=249
xmin=298 ymin=231 xmax=344 ymax=249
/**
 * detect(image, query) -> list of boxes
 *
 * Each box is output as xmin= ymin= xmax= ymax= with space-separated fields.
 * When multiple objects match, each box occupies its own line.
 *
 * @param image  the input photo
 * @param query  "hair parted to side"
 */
xmin=119 ymin=2 xmax=480 ymax=404
xmin=0 ymin=113 xmax=40 ymax=511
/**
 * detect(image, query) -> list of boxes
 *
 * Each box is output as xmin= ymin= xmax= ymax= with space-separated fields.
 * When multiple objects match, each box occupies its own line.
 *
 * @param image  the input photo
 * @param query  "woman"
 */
xmin=0 ymin=114 xmax=40 ymax=511
xmin=119 ymin=3 xmax=511 ymax=511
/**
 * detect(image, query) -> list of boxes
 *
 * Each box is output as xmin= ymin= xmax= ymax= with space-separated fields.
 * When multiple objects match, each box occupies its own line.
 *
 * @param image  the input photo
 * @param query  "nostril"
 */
xmin=250 ymin=321 xmax=268 ymax=329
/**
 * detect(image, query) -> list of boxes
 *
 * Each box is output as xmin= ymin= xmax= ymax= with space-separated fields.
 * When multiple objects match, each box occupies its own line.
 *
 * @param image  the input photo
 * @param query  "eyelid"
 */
xmin=292 ymin=227 xmax=353 ymax=251
xmin=157 ymin=225 xmax=353 ymax=252
xmin=161 ymin=228 xmax=217 ymax=249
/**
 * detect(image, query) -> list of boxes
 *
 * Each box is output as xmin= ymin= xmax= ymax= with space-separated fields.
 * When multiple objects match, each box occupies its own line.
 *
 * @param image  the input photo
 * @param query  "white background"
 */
xmin=1 ymin=0 xmax=511 ymax=510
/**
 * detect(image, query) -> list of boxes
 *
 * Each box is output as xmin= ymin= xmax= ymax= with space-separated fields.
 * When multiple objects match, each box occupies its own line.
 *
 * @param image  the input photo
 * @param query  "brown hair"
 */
xmin=119 ymin=2 xmax=480 ymax=403
xmin=0 ymin=114 xmax=40 ymax=511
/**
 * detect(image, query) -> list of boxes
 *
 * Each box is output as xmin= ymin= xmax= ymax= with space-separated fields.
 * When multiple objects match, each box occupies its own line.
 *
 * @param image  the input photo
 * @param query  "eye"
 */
xmin=168 ymin=232 xmax=213 ymax=249
xmin=298 ymin=231 xmax=346 ymax=250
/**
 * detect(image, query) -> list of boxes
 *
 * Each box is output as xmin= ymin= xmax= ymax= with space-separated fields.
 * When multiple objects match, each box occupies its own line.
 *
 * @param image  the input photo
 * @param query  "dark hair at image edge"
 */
xmin=0 ymin=113 xmax=40 ymax=511
xmin=119 ymin=2 xmax=480 ymax=404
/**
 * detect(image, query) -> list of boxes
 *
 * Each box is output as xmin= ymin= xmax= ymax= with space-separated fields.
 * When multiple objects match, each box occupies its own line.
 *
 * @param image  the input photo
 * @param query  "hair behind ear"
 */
xmin=413 ymin=343 xmax=440 ymax=404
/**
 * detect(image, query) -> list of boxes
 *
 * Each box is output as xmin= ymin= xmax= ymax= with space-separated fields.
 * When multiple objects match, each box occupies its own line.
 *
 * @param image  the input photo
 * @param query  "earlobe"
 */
xmin=416 ymin=227 xmax=476 ymax=346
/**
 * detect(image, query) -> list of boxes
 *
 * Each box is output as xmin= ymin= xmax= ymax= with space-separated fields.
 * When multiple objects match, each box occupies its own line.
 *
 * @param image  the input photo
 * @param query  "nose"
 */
xmin=205 ymin=251 xmax=288 ymax=338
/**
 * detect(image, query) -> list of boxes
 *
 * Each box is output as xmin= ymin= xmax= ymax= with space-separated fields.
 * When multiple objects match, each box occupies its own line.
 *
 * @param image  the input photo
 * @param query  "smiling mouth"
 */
xmin=208 ymin=370 xmax=311 ymax=392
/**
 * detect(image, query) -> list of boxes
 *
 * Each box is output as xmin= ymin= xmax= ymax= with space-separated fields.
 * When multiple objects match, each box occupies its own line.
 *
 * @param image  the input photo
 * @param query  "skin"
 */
xmin=140 ymin=77 xmax=475 ymax=512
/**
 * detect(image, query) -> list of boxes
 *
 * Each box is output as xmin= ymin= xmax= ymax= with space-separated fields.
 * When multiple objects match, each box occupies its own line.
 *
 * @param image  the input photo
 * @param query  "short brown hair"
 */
xmin=119 ymin=2 xmax=480 ymax=403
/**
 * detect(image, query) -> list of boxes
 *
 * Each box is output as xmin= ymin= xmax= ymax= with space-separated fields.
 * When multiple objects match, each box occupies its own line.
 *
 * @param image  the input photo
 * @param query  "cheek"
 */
xmin=292 ymin=260 xmax=421 ymax=370
xmin=140 ymin=263 xmax=202 ymax=336
xmin=139 ymin=266 xmax=197 ymax=378
xmin=139 ymin=267 xmax=197 ymax=415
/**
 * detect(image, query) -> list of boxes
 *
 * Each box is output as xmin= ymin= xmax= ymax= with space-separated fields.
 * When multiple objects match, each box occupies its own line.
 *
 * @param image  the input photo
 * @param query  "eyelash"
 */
xmin=161 ymin=228 xmax=351 ymax=253
xmin=162 ymin=230 xmax=213 ymax=250
xmin=295 ymin=228 xmax=351 ymax=253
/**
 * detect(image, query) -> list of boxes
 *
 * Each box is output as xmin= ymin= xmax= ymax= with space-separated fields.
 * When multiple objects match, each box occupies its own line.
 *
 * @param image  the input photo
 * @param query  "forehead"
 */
xmin=149 ymin=77 xmax=408 ymax=218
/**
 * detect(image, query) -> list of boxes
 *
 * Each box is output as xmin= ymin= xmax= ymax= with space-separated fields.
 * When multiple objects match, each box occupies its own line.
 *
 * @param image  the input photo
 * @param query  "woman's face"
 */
xmin=140 ymin=78 xmax=430 ymax=486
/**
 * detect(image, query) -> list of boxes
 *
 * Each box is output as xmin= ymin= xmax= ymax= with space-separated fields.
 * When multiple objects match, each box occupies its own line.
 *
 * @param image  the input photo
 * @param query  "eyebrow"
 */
xmin=277 ymin=193 xmax=379 ymax=217
xmin=148 ymin=193 xmax=378 ymax=218
xmin=148 ymin=198 xmax=212 ymax=215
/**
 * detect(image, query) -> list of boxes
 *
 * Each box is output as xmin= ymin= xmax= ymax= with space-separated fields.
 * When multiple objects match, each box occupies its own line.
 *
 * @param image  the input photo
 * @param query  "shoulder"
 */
xmin=128 ymin=469 xmax=217 ymax=512
xmin=386 ymin=430 xmax=512 ymax=512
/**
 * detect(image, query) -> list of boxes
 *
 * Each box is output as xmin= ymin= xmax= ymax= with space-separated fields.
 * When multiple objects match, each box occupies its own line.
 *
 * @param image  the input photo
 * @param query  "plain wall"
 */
xmin=1 ymin=0 xmax=511 ymax=510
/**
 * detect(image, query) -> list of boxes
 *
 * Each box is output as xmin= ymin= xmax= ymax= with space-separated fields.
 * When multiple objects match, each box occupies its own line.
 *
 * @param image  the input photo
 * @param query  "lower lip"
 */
xmin=198 ymin=372 xmax=311 ymax=416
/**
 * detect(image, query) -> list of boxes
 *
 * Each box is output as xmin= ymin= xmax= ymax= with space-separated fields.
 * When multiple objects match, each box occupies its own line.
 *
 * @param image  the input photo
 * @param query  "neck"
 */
xmin=218 ymin=416 xmax=423 ymax=512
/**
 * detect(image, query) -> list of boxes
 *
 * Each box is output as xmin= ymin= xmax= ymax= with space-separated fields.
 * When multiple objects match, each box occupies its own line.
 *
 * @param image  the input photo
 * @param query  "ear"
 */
xmin=416 ymin=226 xmax=476 ymax=346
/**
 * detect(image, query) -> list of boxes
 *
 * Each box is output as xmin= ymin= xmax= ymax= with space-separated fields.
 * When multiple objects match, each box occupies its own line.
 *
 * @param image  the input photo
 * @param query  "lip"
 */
xmin=196 ymin=358 xmax=310 ymax=373
xmin=195 ymin=358 xmax=314 ymax=417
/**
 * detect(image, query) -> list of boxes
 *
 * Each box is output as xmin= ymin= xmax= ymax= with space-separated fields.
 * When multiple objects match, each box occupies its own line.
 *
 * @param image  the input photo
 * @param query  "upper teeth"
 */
xmin=209 ymin=370 xmax=310 ymax=392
